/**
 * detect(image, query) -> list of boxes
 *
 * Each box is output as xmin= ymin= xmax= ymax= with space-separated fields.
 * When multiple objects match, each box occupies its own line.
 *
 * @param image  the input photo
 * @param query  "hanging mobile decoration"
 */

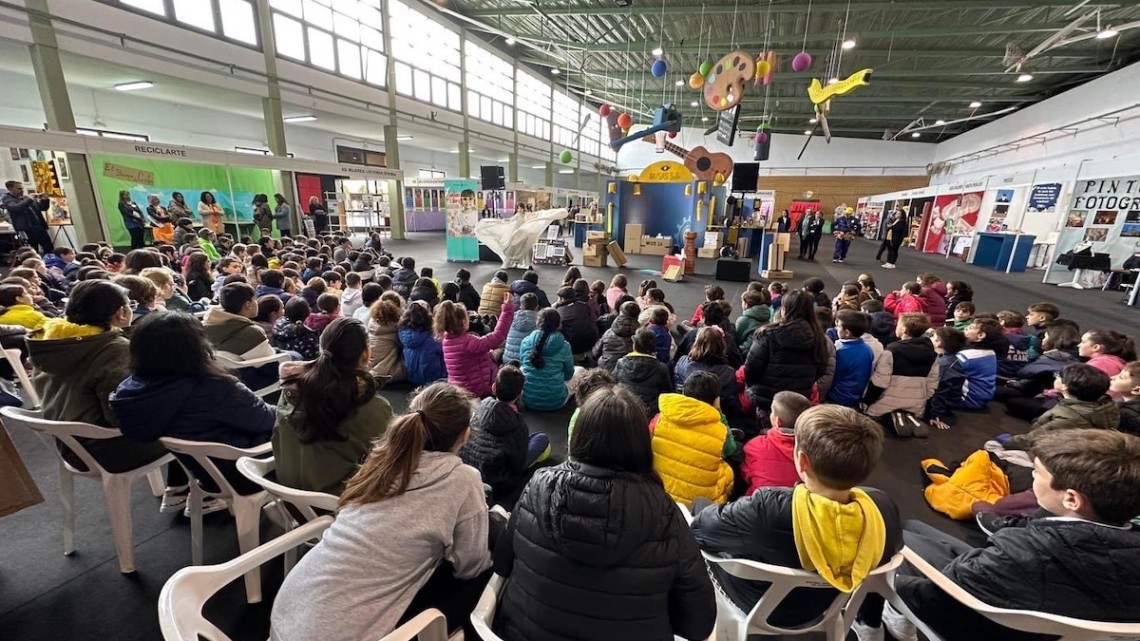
xmin=599 ymin=104 xmax=611 ymax=116
xmin=791 ymin=0 xmax=814 ymax=72
xmin=651 ymin=58 xmax=668 ymax=77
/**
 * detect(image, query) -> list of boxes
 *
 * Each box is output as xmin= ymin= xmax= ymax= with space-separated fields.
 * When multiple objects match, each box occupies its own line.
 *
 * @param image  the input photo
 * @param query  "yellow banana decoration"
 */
xmin=808 ymin=68 xmax=873 ymax=105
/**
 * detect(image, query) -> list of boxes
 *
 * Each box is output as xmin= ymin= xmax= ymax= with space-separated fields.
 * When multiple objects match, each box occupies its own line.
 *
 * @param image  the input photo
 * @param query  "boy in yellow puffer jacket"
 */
xmin=651 ymin=370 xmax=735 ymax=506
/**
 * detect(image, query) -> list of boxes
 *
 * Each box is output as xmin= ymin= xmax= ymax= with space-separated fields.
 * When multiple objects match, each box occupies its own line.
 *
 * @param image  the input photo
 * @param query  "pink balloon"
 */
xmin=755 ymin=132 xmax=769 ymax=144
xmin=791 ymin=51 xmax=813 ymax=72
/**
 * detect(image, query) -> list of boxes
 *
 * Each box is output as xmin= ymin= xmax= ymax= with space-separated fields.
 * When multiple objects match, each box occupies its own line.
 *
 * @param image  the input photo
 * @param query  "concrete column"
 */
xmin=545 ymin=161 xmax=555 ymax=189
xmin=458 ymin=28 xmax=472 ymax=181
xmin=26 ymin=0 xmax=103 ymax=243
xmin=380 ymin=0 xmax=405 ymax=240
xmin=459 ymin=141 xmax=471 ymax=179
xmin=254 ymin=0 xmax=295 ymax=234
xmin=384 ymin=125 xmax=405 ymax=239
xmin=508 ymin=152 xmax=519 ymax=184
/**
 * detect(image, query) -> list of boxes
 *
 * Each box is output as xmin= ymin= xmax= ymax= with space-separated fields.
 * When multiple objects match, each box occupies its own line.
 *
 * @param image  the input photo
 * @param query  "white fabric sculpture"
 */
xmin=475 ymin=208 xmax=570 ymax=268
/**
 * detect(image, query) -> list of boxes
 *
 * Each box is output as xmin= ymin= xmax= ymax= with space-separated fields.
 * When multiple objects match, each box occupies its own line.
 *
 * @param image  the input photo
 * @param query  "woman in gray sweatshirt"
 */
xmin=270 ymin=382 xmax=492 ymax=641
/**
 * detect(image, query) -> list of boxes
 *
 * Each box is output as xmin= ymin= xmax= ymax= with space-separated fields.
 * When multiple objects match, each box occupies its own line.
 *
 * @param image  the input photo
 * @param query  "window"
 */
xmin=76 ymin=127 xmax=150 ymax=142
xmin=270 ymin=0 xmax=386 ymax=86
xmin=465 ymin=40 xmax=514 ymax=128
xmin=389 ymin=0 xmax=460 ymax=110
xmin=220 ymin=0 xmax=258 ymax=44
xmin=172 ymin=0 xmax=215 ymax=32
xmin=102 ymin=0 xmax=258 ymax=47
xmin=516 ymin=70 xmax=552 ymax=140
xmin=552 ymin=89 xmax=580 ymax=151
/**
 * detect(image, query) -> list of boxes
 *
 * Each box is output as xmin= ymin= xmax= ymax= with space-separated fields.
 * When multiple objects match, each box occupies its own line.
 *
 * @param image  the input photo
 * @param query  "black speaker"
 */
xmin=480 ymin=165 xmax=505 ymax=190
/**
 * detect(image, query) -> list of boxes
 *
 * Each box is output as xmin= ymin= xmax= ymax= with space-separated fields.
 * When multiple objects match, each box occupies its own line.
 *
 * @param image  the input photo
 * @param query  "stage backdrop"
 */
xmin=445 ymin=179 xmax=480 ymax=261
xmin=91 ymin=155 xmax=272 ymax=247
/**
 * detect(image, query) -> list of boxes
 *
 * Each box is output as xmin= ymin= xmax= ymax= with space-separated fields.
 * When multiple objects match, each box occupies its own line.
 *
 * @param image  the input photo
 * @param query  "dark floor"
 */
xmin=1 ymin=233 xmax=1134 ymax=641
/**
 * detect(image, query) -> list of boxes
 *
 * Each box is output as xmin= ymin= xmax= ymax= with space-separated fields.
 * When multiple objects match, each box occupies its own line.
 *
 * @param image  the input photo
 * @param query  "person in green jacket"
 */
xmin=196 ymin=227 xmax=221 ymax=262
xmin=735 ymin=287 xmax=772 ymax=354
xmin=273 ymin=317 xmax=393 ymax=494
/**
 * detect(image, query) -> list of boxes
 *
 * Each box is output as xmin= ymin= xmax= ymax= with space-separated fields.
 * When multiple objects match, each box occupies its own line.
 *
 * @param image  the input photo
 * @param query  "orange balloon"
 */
xmin=617 ymin=112 xmax=633 ymax=128
xmin=689 ymin=72 xmax=705 ymax=89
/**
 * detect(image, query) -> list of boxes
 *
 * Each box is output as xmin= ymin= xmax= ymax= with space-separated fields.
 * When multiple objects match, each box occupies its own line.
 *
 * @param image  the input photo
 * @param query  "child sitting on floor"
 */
xmin=1112 ymin=362 xmax=1140 ymax=436
xmin=613 ymin=328 xmax=673 ymax=416
xmin=458 ymin=363 xmax=550 ymax=502
xmin=273 ymin=297 xmax=320 ymax=360
xmin=735 ymin=287 xmax=771 ymax=354
xmin=927 ymin=327 xmax=997 ymax=429
xmin=646 ymin=307 xmax=673 ymax=364
xmin=304 ymin=292 xmax=341 ymax=335
xmin=827 ymin=310 xmax=875 ymax=407
xmin=833 ymin=283 xmax=862 ymax=313
xmin=741 ymin=390 xmax=812 ymax=493
xmin=803 ymin=277 xmax=830 ymax=308
xmin=864 ymin=313 xmax=939 ymax=435
xmin=883 ymin=281 xmax=926 ymax=319
xmin=1024 ymin=301 xmax=1060 ymax=338
xmin=686 ymin=284 xmax=725 ymax=331
xmin=651 ymin=370 xmax=735 ymax=506
xmin=998 ymin=363 xmax=1119 ymax=452
xmin=565 ymin=367 xmax=616 ymax=444
xmin=950 ymin=301 xmax=974 ymax=331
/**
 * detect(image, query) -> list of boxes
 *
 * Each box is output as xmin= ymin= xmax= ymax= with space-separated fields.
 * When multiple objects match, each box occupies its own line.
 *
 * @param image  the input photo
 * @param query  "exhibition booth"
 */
xmin=0 ymin=144 xmax=77 ymax=249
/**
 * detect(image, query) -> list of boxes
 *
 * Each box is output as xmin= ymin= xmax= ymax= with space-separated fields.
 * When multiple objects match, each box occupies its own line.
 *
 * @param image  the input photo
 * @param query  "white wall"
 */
xmin=617 ymin=126 xmax=935 ymax=176
xmin=931 ymin=60 xmax=1140 ymax=183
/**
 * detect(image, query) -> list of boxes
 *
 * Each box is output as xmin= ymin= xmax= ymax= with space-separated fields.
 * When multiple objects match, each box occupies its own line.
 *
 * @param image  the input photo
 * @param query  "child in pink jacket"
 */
xmin=436 ymin=294 xmax=515 ymax=398
xmin=883 ymin=281 xmax=927 ymax=320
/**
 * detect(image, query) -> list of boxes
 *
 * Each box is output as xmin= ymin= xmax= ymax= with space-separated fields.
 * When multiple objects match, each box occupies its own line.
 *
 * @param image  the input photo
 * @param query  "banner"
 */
xmin=445 ymin=179 xmax=480 ymax=261
xmin=1047 ymin=175 xmax=1140 ymax=284
xmin=922 ymin=191 xmax=982 ymax=254
xmin=1027 ymin=182 xmax=1062 ymax=212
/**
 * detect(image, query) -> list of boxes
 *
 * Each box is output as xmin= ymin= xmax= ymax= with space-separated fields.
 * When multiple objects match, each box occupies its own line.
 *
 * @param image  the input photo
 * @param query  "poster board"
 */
xmin=445 ymin=179 xmax=480 ymax=261
xmin=1046 ymin=175 xmax=1140 ymax=283
xmin=922 ymin=191 xmax=983 ymax=254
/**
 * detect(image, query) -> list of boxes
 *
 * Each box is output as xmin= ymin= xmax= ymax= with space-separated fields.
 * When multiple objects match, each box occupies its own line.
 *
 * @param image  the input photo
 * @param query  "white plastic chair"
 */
xmin=214 ymin=351 xmax=291 ymax=397
xmin=885 ymin=546 xmax=1140 ymax=641
xmin=236 ymin=455 xmax=338 ymax=523
xmin=678 ymin=502 xmax=903 ymax=641
xmin=4 ymin=348 xmax=40 ymax=408
xmin=0 ymin=406 xmax=170 ymax=573
xmin=158 ymin=437 xmax=275 ymax=603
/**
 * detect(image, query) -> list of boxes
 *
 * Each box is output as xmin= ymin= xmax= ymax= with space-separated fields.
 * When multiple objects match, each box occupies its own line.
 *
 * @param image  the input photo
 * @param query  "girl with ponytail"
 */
xmin=272 ymin=317 xmax=394 ymax=494
xmin=519 ymin=308 xmax=574 ymax=410
xmin=436 ymin=292 xmax=514 ymax=398
xmin=271 ymin=382 xmax=493 ymax=641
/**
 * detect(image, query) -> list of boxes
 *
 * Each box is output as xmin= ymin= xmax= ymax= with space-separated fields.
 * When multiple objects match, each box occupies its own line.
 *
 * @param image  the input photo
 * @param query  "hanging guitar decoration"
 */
xmin=639 ymin=136 xmax=733 ymax=184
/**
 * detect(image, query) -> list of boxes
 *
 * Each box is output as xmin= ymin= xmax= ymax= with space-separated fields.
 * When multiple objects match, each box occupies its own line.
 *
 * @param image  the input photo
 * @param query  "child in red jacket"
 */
xmin=741 ymin=390 xmax=812 ymax=493
xmin=883 ymin=281 xmax=927 ymax=319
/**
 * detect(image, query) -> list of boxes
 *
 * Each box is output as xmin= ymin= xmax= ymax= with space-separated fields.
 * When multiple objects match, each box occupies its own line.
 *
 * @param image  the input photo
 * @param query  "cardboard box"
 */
xmin=583 ymin=242 xmax=604 ymax=257
xmin=736 ymin=237 xmax=750 ymax=258
xmin=761 ymin=269 xmax=794 ymax=279
xmin=697 ymin=247 xmax=720 ymax=259
xmin=702 ymin=231 xmax=723 ymax=250
xmin=607 ymin=241 xmax=628 ymax=267
xmin=587 ymin=229 xmax=611 ymax=242
xmin=641 ymin=241 xmax=670 ymax=256
xmin=583 ymin=253 xmax=608 ymax=267
xmin=624 ymin=224 xmax=643 ymax=253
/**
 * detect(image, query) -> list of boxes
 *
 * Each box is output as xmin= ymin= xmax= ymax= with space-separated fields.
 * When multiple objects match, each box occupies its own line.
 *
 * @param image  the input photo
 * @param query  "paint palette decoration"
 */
xmin=703 ymin=50 xmax=755 ymax=111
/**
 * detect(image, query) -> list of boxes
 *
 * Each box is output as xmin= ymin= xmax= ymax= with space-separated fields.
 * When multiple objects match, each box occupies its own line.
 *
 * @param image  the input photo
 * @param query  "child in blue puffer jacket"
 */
xmin=519 ymin=308 xmax=575 ymax=410
xmin=503 ymin=293 xmax=539 ymax=364
xmin=927 ymin=326 xmax=996 ymax=429
xmin=398 ymin=301 xmax=446 ymax=385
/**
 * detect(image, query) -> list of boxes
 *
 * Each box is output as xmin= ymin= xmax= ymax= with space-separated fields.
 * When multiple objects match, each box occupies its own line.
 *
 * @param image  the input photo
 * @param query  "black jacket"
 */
xmin=591 ymin=314 xmax=636 ymax=372
xmin=675 ymin=321 xmax=743 ymax=368
xmin=457 ymin=282 xmax=481 ymax=312
xmin=2 ymin=191 xmax=49 ymax=231
xmin=409 ymin=282 xmax=440 ymax=309
xmin=613 ymin=353 xmax=673 ymax=416
xmin=745 ymin=319 xmax=827 ymax=409
xmin=691 ymin=487 xmax=902 ymax=627
xmin=1120 ymin=398 xmax=1140 ymax=436
xmin=457 ymin=398 xmax=528 ymax=500
xmin=885 ymin=216 xmax=908 ymax=248
xmin=869 ymin=311 xmax=897 ymax=346
xmin=799 ymin=216 xmax=824 ymax=240
xmin=554 ymin=300 xmax=598 ymax=355
xmin=493 ymin=462 xmax=716 ymax=641
xmin=391 ymin=267 xmax=418 ymax=299
xmin=897 ymin=519 xmax=1140 ymax=641
xmin=509 ymin=279 xmax=551 ymax=309
xmin=674 ymin=355 xmax=742 ymax=420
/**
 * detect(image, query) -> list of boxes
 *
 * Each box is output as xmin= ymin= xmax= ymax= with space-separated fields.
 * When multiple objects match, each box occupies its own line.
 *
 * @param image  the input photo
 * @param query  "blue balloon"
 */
xmin=651 ymin=58 xmax=668 ymax=78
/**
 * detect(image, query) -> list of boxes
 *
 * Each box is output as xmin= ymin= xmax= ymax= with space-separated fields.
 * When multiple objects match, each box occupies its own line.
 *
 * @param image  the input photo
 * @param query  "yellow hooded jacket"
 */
xmin=652 ymin=393 xmax=734 ymax=506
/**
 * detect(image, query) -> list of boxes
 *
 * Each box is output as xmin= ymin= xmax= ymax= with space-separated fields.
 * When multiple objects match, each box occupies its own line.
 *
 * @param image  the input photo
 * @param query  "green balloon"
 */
xmin=699 ymin=61 xmax=713 ymax=76
xmin=559 ymin=150 xmax=573 ymax=164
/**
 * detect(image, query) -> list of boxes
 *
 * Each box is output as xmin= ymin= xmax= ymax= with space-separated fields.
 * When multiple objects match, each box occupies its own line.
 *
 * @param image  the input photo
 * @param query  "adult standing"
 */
xmin=273 ymin=193 xmax=293 ymax=237
xmin=198 ymin=191 xmax=223 ymax=235
xmin=797 ymin=210 xmax=824 ymax=260
xmin=167 ymin=191 xmax=193 ymax=225
xmin=308 ymin=196 xmax=329 ymax=235
xmin=252 ymin=193 xmax=273 ymax=237
xmin=2 ymin=180 xmax=54 ymax=254
xmin=775 ymin=209 xmax=792 ymax=232
xmin=118 ymin=190 xmax=146 ymax=249
xmin=145 ymin=194 xmax=174 ymax=245
xmin=831 ymin=206 xmax=857 ymax=264
xmin=878 ymin=209 xmax=908 ymax=270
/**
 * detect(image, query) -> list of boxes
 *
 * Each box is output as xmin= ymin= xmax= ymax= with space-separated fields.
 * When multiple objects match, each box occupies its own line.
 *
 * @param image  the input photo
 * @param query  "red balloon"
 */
xmin=617 ymin=112 xmax=633 ymax=128
xmin=598 ymin=104 xmax=612 ymax=116
xmin=667 ymin=131 xmax=678 ymax=139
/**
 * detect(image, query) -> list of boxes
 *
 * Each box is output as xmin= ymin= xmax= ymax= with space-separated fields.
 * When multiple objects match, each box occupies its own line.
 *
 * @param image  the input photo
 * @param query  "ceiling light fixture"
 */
xmin=675 ymin=80 xmax=684 ymax=86
xmin=690 ymin=101 xmax=699 ymax=107
xmin=1097 ymin=26 xmax=1119 ymax=39
xmin=530 ymin=164 xmax=546 ymax=169
xmin=114 ymin=81 xmax=154 ymax=91
xmin=911 ymin=132 xmax=921 ymax=138
xmin=584 ymin=89 xmax=592 ymax=95
xmin=551 ymin=68 xmax=560 ymax=75
xmin=558 ymin=169 xmax=575 ymax=174
xmin=803 ymin=130 xmax=812 ymax=135
xmin=809 ymin=117 xmax=818 ymax=124
xmin=652 ymin=47 xmax=664 ymax=56
xmin=701 ymin=116 xmax=709 ymax=122
xmin=397 ymin=135 xmax=414 ymax=141
xmin=283 ymin=115 xmax=317 ymax=123
xmin=828 ymin=78 xmax=840 ymax=85
xmin=935 ymin=119 xmax=946 ymax=126
xmin=842 ymin=38 xmax=856 ymax=50
xmin=505 ymin=36 xmax=516 ymax=45
xmin=1016 ymin=73 xmax=1033 ymax=82
xmin=969 ymin=101 xmax=982 ymax=108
